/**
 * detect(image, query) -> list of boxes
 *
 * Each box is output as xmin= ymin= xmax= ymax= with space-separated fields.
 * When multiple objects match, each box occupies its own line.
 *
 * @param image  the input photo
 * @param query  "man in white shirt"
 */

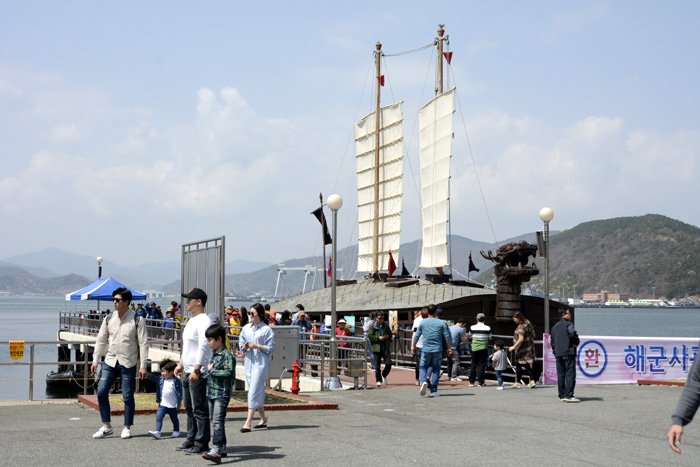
xmin=91 ymin=287 xmax=149 ymax=440
xmin=174 ymin=288 xmax=212 ymax=454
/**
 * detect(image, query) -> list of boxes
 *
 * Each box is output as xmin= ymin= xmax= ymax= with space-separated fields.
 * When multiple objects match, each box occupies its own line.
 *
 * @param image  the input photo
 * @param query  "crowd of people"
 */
xmin=89 ymin=291 xmax=609 ymax=459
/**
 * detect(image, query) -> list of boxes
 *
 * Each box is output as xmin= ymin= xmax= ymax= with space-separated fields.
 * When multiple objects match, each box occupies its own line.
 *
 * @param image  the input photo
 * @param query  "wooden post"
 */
xmin=438 ymin=25 xmax=444 ymax=94
xmin=373 ymin=42 xmax=382 ymax=274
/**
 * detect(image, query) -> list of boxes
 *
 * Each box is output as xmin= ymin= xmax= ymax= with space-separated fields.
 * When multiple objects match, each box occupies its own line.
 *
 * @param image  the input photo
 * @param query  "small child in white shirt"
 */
xmin=147 ymin=359 xmax=182 ymax=439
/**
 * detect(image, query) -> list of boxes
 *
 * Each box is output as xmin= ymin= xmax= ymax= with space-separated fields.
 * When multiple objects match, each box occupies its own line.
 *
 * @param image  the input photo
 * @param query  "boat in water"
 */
xmin=46 ymin=368 xmax=95 ymax=390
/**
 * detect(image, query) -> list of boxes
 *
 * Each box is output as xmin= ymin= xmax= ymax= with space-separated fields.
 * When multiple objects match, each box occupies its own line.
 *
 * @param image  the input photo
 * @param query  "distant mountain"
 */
xmin=5 ymin=214 xmax=699 ymax=299
xmin=0 ymin=266 xmax=90 ymax=295
xmin=474 ymin=214 xmax=700 ymax=300
xmin=163 ymin=234 xmax=523 ymax=298
xmin=0 ymin=249 xmax=274 ymax=290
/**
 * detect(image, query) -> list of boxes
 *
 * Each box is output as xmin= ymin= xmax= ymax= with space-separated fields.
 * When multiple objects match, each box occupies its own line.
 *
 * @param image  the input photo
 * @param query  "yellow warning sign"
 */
xmin=9 ymin=341 xmax=24 ymax=360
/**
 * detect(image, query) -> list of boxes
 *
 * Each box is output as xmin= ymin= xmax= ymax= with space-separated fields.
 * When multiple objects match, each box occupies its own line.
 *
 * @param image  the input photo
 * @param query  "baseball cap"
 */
xmin=181 ymin=287 xmax=207 ymax=302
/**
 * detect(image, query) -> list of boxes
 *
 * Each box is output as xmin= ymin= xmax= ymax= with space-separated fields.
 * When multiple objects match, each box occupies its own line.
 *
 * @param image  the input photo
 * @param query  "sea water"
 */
xmin=1 ymin=296 xmax=699 ymax=400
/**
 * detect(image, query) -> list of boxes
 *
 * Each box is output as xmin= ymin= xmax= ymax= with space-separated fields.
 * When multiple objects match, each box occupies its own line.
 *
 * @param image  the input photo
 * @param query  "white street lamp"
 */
xmin=96 ymin=256 xmax=104 ymax=312
xmin=326 ymin=194 xmax=343 ymax=390
xmin=539 ymin=207 xmax=554 ymax=333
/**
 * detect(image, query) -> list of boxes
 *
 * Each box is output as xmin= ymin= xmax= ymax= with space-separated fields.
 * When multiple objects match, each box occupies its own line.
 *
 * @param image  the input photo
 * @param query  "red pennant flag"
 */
xmin=388 ymin=250 xmax=397 ymax=277
xmin=327 ymin=257 xmax=332 ymax=278
xmin=443 ymin=52 xmax=453 ymax=65
xmin=378 ymin=75 xmax=385 ymax=86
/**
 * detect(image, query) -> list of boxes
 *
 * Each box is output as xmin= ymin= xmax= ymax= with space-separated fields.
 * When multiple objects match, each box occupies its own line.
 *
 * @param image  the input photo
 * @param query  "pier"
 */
xmin=0 ymin=370 xmax=698 ymax=466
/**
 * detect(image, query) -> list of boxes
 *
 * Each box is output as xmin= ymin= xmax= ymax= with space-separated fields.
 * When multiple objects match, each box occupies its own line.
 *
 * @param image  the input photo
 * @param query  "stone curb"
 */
xmin=77 ymin=390 xmax=339 ymax=415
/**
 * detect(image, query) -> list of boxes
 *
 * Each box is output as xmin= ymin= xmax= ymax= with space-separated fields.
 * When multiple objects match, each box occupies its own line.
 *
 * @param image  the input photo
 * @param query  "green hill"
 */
xmin=0 ymin=266 xmax=91 ymax=295
xmin=523 ymin=214 xmax=700 ymax=299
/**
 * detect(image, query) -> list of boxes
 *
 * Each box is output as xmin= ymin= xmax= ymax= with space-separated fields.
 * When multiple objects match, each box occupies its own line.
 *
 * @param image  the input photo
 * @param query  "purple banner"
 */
xmin=543 ymin=335 xmax=699 ymax=385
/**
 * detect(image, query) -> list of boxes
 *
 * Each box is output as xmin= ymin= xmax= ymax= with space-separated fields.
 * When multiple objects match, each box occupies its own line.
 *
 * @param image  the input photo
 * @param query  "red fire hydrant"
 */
xmin=290 ymin=360 xmax=301 ymax=394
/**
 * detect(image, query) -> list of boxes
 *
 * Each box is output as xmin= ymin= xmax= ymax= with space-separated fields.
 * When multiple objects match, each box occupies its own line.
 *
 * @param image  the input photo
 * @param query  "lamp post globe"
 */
xmin=539 ymin=207 xmax=554 ymax=223
xmin=327 ymin=194 xmax=343 ymax=211
xmin=325 ymin=193 xmax=343 ymax=389
xmin=539 ymin=207 xmax=554 ymax=334
xmin=96 ymin=256 xmax=104 ymax=311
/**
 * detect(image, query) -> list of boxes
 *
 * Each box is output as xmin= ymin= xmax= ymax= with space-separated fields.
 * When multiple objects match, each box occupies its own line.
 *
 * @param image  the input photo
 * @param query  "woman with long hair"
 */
xmin=509 ymin=311 xmax=537 ymax=388
xmin=239 ymin=303 xmax=275 ymax=432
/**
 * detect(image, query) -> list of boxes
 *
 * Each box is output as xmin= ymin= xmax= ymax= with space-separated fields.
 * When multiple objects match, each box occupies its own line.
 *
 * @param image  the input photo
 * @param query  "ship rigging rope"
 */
xmin=378 ymin=41 xmax=436 ymax=57
xmin=451 ymin=67 xmax=500 ymax=247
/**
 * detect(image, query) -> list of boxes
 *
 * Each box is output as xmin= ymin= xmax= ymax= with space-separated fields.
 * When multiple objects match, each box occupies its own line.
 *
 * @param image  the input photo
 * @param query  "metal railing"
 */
xmin=297 ymin=332 xmax=368 ymax=390
xmin=59 ymin=312 xmax=183 ymax=351
xmin=0 ymin=340 xmax=95 ymax=400
xmin=55 ymin=313 xmax=543 ymax=390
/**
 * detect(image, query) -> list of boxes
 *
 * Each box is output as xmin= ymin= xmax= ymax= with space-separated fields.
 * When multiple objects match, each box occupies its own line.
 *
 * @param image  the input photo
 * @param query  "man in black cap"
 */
xmin=174 ymin=288 xmax=212 ymax=454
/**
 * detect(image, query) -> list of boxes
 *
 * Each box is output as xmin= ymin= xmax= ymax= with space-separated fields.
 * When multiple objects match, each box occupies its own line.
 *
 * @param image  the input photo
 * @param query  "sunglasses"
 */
xmin=113 ymin=298 xmax=124 ymax=302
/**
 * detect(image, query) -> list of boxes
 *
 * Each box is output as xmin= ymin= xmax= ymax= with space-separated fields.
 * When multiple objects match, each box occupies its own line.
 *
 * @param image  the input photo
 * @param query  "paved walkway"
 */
xmin=0 ymin=368 xmax=698 ymax=466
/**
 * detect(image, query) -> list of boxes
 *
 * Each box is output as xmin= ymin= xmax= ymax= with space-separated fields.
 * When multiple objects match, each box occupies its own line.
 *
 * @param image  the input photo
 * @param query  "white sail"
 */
xmin=354 ymin=101 xmax=404 ymax=273
xmin=419 ymin=88 xmax=455 ymax=268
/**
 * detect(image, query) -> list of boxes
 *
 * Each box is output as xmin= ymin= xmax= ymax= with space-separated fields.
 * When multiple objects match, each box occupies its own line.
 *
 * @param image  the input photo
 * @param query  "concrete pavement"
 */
xmin=0 ymin=372 xmax=698 ymax=466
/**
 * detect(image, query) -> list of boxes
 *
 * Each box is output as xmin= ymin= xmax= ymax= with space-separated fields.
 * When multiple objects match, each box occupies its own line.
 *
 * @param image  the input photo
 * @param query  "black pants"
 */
xmin=373 ymin=350 xmax=392 ymax=383
xmin=556 ymin=355 xmax=576 ymax=399
xmin=414 ymin=348 xmax=421 ymax=380
xmin=515 ymin=361 xmax=534 ymax=384
xmin=469 ymin=349 xmax=489 ymax=384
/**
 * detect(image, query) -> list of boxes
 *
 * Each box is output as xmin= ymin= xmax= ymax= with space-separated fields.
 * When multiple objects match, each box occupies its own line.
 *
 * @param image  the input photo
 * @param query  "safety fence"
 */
xmin=56 ymin=312 xmax=537 ymax=388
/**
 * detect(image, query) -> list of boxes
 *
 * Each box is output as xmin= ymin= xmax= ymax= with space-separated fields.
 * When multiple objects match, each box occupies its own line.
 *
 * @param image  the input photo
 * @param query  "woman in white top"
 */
xmin=239 ymin=303 xmax=275 ymax=432
xmin=411 ymin=308 xmax=428 ymax=385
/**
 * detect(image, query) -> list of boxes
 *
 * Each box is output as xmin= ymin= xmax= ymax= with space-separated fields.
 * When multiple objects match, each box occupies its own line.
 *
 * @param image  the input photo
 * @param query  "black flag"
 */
xmin=311 ymin=207 xmax=332 ymax=245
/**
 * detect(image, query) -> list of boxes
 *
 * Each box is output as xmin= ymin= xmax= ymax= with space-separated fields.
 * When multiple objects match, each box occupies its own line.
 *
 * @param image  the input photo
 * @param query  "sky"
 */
xmin=1 ymin=1 xmax=699 ymax=269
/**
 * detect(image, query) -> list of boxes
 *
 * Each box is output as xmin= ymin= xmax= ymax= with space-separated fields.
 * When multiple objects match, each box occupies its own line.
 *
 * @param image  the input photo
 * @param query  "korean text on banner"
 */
xmin=543 ymin=335 xmax=700 ymax=385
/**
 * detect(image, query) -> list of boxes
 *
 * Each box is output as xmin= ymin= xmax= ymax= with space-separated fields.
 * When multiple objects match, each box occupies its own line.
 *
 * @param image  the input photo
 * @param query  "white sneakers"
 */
xmin=93 ymin=426 xmax=132 ymax=439
xmin=92 ymin=426 xmax=113 ymax=439
xmin=497 ymin=386 xmax=504 ymax=391
xmin=149 ymin=430 xmax=161 ymax=439
xmin=171 ymin=431 xmax=180 ymax=438
xmin=420 ymin=382 xmax=428 ymax=397
xmin=528 ymin=380 xmax=536 ymax=388
xmin=429 ymin=392 xmax=440 ymax=397
xmin=376 ymin=382 xmax=382 ymax=387
xmin=383 ymin=377 xmax=388 ymax=385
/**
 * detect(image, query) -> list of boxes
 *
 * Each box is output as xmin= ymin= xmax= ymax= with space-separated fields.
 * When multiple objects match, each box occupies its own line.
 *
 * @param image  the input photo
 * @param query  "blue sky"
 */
xmin=1 ymin=1 xmax=698 ymax=268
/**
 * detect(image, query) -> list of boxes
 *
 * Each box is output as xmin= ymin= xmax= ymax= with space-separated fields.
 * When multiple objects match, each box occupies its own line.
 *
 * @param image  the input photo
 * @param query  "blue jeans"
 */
xmin=556 ymin=355 xmax=576 ymax=399
xmin=495 ymin=370 xmax=504 ymax=387
xmin=208 ymin=397 xmax=230 ymax=451
xmin=156 ymin=405 xmax=180 ymax=432
xmin=366 ymin=339 xmax=376 ymax=367
xmin=97 ymin=362 xmax=136 ymax=426
xmin=414 ymin=347 xmax=422 ymax=380
xmin=419 ymin=351 xmax=442 ymax=393
xmin=469 ymin=348 xmax=489 ymax=385
xmin=183 ymin=373 xmax=210 ymax=448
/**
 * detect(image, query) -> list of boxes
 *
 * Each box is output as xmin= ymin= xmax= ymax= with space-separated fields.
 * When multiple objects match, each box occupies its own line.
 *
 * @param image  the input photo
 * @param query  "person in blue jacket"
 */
xmin=147 ymin=358 xmax=183 ymax=439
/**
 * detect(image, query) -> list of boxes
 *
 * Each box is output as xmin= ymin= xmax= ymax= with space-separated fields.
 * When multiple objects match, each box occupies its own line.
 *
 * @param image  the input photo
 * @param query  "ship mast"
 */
xmin=373 ymin=41 xmax=382 ymax=274
xmin=437 ymin=25 xmax=445 ymax=94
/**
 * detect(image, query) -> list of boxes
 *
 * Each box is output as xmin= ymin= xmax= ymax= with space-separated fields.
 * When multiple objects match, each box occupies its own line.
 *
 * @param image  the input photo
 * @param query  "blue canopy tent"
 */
xmin=65 ymin=277 xmax=147 ymax=301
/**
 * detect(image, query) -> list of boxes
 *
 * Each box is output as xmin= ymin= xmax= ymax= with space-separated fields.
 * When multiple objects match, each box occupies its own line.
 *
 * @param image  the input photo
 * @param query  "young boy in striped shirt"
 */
xmin=202 ymin=324 xmax=235 ymax=464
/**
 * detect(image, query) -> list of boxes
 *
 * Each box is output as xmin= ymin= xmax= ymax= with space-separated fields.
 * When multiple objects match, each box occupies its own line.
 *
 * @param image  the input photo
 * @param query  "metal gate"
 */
xmin=181 ymin=236 xmax=225 ymax=320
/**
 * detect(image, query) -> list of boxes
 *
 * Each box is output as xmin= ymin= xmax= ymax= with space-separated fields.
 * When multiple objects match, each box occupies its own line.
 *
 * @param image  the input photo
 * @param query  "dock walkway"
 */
xmin=0 ymin=371 xmax=698 ymax=466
